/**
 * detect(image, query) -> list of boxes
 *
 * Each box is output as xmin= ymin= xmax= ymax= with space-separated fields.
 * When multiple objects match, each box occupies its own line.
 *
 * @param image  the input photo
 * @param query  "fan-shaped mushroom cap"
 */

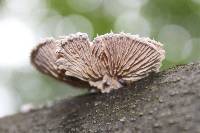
xmin=31 ymin=32 xmax=165 ymax=93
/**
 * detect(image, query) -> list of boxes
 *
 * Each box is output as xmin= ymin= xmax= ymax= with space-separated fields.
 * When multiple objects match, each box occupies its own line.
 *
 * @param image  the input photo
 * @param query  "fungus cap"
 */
xmin=31 ymin=32 xmax=165 ymax=93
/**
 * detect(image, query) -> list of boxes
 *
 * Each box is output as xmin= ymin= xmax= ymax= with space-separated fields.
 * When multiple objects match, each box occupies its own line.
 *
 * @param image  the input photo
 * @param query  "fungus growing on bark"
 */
xmin=31 ymin=32 xmax=165 ymax=93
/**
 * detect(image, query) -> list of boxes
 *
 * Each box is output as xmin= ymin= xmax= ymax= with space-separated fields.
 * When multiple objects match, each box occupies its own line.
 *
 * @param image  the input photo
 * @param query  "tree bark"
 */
xmin=0 ymin=62 xmax=200 ymax=133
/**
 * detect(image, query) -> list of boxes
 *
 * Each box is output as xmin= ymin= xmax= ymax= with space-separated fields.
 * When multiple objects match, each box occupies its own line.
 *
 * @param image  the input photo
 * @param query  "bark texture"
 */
xmin=0 ymin=62 xmax=200 ymax=133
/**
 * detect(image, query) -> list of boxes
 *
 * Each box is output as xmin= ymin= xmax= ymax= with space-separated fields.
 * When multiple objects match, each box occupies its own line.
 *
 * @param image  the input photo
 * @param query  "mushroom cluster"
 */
xmin=31 ymin=32 xmax=165 ymax=93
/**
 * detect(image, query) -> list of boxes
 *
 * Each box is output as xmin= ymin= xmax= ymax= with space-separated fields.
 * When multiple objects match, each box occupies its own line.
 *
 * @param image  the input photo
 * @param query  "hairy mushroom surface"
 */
xmin=31 ymin=32 xmax=165 ymax=93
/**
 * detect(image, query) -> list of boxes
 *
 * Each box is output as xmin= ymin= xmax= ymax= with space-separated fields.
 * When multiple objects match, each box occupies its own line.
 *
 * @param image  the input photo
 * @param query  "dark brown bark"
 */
xmin=0 ymin=62 xmax=200 ymax=133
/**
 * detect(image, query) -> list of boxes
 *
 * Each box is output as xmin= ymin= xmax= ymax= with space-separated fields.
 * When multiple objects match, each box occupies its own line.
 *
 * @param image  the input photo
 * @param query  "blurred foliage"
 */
xmin=45 ymin=0 xmax=114 ymax=36
xmin=42 ymin=0 xmax=200 ymax=69
xmin=142 ymin=0 xmax=200 ymax=37
xmin=141 ymin=0 xmax=200 ymax=68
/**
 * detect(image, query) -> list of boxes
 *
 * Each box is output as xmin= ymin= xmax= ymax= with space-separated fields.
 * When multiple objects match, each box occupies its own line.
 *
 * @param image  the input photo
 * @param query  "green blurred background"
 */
xmin=0 ymin=0 xmax=199 ymax=117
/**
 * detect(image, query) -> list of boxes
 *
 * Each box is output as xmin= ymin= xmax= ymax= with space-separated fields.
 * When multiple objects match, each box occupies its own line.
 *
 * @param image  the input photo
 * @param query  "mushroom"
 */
xmin=31 ymin=32 xmax=165 ymax=93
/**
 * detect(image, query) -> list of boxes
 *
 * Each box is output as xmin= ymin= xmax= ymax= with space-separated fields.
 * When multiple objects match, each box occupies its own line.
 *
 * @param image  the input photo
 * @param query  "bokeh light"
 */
xmin=114 ymin=11 xmax=150 ymax=36
xmin=158 ymin=24 xmax=192 ymax=63
xmin=0 ymin=17 xmax=35 ymax=67
xmin=55 ymin=14 xmax=94 ymax=38
xmin=186 ymin=38 xmax=200 ymax=61
xmin=192 ymin=0 xmax=200 ymax=5
xmin=117 ymin=0 xmax=147 ymax=9
xmin=103 ymin=0 xmax=127 ymax=17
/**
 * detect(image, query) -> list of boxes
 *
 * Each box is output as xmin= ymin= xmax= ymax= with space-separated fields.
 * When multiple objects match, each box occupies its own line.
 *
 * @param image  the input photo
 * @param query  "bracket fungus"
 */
xmin=31 ymin=32 xmax=165 ymax=93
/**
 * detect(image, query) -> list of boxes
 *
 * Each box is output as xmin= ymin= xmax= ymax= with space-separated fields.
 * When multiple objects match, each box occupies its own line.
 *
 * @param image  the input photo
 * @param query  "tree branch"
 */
xmin=0 ymin=62 xmax=200 ymax=133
